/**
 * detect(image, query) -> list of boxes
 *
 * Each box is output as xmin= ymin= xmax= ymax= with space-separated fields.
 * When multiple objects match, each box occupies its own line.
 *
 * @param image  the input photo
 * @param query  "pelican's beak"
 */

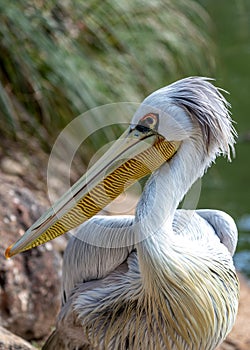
xmin=5 ymin=127 xmax=179 ymax=258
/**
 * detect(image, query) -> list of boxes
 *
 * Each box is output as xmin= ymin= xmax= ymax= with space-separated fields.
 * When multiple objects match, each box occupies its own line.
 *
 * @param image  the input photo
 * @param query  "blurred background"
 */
xmin=0 ymin=1 xmax=250 ymax=348
xmin=0 ymin=0 xmax=249 ymax=277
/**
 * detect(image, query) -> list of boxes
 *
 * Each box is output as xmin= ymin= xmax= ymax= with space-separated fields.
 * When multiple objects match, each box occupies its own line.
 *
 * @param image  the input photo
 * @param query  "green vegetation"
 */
xmin=0 ymin=0 xmax=214 ymax=156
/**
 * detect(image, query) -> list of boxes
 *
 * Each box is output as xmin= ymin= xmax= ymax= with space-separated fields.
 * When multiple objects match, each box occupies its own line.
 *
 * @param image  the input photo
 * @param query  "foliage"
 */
xmin=0 ymin=0 xmax=214 ymax=155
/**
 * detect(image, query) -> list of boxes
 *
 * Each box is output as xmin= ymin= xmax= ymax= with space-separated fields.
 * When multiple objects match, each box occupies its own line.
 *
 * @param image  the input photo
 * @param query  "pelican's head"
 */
xmin=5 ymin=77 xmax=236 ymax=258
xmin=132 ymin=77 xmax=236 ymax=166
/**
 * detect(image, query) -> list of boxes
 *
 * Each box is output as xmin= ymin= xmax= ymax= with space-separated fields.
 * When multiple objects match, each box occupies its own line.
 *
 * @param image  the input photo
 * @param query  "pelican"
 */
xmin=5 ymin=77 xmax=239 ymax=350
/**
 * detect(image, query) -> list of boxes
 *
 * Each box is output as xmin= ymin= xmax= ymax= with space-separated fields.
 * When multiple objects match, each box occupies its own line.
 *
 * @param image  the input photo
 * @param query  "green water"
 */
xmin=198 ymin=0 xmax=250 ymax=276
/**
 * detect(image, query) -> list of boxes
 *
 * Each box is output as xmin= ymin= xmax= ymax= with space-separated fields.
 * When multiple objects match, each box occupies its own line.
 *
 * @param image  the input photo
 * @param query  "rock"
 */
xmin=1 ymin=157 xmax=26 ymax=176
xmin=0 ymin=326 xmax=36 ymax=349
xmin=0 ymin=172 xmax=62 ymax=340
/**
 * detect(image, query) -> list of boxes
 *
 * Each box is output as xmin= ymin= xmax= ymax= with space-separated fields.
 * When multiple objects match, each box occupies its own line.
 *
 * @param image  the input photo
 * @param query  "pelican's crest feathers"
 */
xmin=145 ymin=77 xmax=237 ymax=160
xmin=166 ymin=77 xmax=237 ymax=159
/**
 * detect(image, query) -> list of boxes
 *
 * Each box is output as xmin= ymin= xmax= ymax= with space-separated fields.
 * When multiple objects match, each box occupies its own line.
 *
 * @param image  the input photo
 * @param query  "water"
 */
xmin=199 ymin=0 xmax=250 ymax=276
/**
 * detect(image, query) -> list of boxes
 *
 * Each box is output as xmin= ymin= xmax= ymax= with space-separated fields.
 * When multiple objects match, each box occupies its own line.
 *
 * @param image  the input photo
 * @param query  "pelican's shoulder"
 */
xmin=196 ymin=209 xmax=238 ymax=256
xmin=72 ymin=215 xmax=135 ymax=247
xmin=172 ymin=209 xmax=238 ymax=256
xmin=173 ymin=209 xmax=215 ymax=240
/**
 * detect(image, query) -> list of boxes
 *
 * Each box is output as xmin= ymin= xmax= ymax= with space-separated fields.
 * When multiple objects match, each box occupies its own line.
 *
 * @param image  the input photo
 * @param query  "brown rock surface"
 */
xmin=0 ymin=172 xmax=62 ymax=340
xmin=0 ymin=326 xmax=36 ymax=349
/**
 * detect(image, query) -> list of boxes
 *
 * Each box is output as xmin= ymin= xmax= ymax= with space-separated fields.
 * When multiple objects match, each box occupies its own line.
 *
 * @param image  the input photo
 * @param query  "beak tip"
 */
xmin=5 ymin=245 xmax=14 ymax=259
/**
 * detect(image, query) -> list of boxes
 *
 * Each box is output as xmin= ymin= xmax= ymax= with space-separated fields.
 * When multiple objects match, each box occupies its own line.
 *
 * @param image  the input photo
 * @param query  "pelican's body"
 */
xmin=44 ymin=209 xmax=238 ymax=350
xmin=6 ymin=77 xmax=239 ymax=349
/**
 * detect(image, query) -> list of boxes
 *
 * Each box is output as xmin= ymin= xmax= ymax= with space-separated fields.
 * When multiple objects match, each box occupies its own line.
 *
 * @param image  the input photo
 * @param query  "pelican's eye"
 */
xmin=135 ymin=113 xmax=159 ymax=134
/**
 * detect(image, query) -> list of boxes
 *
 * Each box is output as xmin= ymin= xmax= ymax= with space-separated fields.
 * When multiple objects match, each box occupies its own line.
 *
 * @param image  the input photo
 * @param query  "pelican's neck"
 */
xmin=135 ymin=139 xmax=207 ymax=272
xmin=136 ymin=139 xmax=205 ymax=237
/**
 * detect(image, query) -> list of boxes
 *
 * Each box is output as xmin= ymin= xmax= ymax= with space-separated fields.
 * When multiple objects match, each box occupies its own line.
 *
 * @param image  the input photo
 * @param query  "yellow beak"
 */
xmin=5 ymin=128 xmax=179 ymax=258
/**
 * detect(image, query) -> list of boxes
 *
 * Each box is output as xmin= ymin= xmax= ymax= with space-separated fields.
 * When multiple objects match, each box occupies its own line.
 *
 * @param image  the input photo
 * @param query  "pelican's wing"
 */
xmin=196 ymin=209 xmax=238 ymax=256
xmin=62 ymin=215 xmax=135 ymax=303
